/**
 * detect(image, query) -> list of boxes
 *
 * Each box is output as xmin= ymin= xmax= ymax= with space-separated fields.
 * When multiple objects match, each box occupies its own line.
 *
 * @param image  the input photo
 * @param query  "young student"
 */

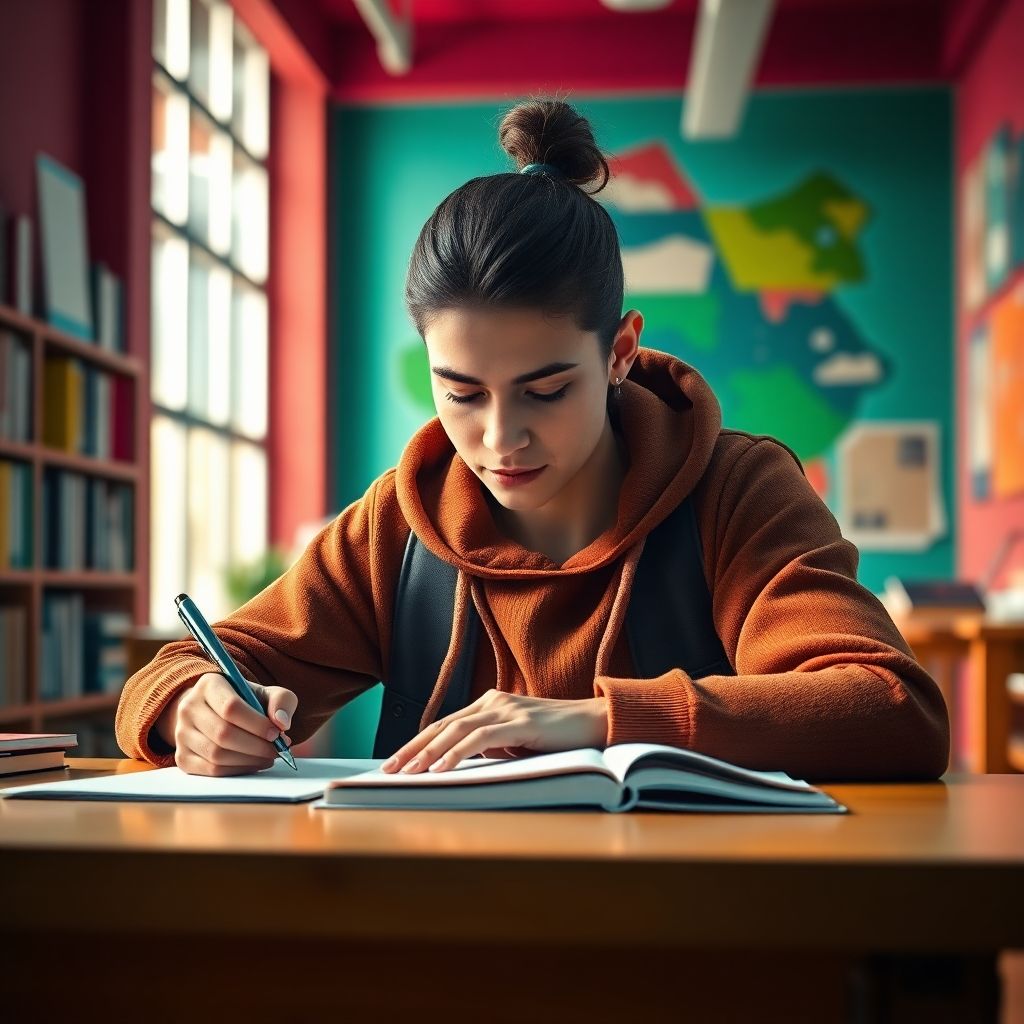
xmin=116 ymin=99 xmax=949 ymax=782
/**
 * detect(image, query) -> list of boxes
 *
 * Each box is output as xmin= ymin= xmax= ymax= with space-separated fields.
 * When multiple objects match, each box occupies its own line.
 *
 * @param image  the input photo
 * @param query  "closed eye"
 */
xmin=444 ymin=385 xmax=573 ymax=403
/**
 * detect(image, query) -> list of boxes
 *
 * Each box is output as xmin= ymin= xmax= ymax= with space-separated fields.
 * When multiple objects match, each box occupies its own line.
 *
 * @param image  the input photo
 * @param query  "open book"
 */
xmin=316 ymin=743 xmax=847 ymax=814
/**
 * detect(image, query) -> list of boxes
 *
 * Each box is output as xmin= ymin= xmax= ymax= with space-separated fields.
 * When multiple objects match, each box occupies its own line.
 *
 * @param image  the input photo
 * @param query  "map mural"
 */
xmin=398 ymin=141 xmax=889 ymax=499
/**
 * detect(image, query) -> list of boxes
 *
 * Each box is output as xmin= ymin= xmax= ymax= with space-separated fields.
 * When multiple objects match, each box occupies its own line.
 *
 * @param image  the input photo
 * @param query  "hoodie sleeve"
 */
xmin=115 ymin=472 xmax=402 ymax=767
xmin=593 ymin=436 xmax=950 ymax=782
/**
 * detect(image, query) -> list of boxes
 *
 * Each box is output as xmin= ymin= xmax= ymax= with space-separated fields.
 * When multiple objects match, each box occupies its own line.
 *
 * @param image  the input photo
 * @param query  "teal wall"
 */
xmin=327 ymin=89 xmax=953 ymax=755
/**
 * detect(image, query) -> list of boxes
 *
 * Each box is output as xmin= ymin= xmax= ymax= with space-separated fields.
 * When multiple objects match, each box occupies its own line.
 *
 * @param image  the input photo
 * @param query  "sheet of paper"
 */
xmin=1 ymin=758 xmax=384 ymax=803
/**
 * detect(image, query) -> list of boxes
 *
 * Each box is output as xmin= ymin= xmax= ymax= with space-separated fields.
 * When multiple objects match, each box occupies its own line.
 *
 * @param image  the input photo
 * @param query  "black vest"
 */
xmin=372 ymin=494 xmax=734 ymax=759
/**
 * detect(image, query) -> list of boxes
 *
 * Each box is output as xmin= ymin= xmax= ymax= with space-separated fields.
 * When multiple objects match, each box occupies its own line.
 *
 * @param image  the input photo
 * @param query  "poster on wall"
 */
xmin=968 ymin=324 xmax=992 ymax=500
xmin=837 ymin=422 xmax=946 ymax=551
xmin=985 ymin=127 xmax=1011 ymax=295
xmin=961 ymin=151 xmax=987 ymax=314
xmin=1013 ymin=133 xmax=1024 ymax=269
xmin=597 ymin=141 xmax=886 ymax=504
xmin=962 ymin=122 xmax=1024 ymax=316
xmin=992 ymin=281 xmax=1024 ymax=497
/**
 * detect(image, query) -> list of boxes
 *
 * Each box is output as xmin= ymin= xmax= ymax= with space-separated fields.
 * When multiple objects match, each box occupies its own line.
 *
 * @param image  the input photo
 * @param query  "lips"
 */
xmin=490 ymin=467 xmax=540 ymax=476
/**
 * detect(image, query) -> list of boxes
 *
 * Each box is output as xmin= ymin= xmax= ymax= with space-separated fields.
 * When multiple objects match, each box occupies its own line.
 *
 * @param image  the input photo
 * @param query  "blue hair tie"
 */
xmin=521 ymin=162 xmax=564 ymax=177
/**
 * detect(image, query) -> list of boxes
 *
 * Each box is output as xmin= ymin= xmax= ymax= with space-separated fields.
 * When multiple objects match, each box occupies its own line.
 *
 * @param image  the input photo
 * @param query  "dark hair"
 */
xmin=405 ymin=99 xmax=624 ymax=360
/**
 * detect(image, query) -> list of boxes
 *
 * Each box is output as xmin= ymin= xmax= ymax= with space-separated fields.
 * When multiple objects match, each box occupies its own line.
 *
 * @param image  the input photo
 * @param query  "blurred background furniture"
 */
xmin=895 ymin=617 xmax=1024 ymax=774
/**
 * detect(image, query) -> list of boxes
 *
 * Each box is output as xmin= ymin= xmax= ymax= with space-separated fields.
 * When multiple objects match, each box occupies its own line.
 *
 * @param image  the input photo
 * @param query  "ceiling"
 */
xmin=317 ymin=0 xmax=946 ymax=24
xmin=271 ymin=0 xmax=1004 ymax=102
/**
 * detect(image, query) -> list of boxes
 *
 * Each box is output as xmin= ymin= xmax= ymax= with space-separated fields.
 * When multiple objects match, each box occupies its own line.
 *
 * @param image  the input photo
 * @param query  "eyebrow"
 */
xmin=431 ymin=362 xmax=579 ymax=386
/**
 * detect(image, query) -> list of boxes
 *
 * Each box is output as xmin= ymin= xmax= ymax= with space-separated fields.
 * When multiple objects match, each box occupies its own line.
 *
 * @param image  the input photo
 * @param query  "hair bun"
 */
xmin=498 ymin=99 xmax=610 ymax=195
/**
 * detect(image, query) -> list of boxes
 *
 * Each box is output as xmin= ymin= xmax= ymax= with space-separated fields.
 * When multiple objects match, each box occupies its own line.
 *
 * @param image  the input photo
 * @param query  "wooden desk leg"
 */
xmin=923 ymin=653 xmax=958 ymax=774
xmin=968 ymin=637 xmax=1014 ymax=774
xmin=847 ymin=953 xmax=1001 ymax=1023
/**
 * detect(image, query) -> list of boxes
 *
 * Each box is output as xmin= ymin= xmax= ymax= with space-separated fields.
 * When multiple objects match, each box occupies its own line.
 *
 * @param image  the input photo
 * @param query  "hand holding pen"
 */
xmin=165 ymin=593 xmax=299 ymax=776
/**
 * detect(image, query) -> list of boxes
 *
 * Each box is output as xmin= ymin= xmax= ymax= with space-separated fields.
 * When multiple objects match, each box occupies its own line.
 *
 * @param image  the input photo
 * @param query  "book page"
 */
xmin=600 ymin=743 xmax=815 ymax=792
xmin=328 ymin=748 xmax=610 ymax=790
xmin=1 ymin=758 xmax=382 ymax=803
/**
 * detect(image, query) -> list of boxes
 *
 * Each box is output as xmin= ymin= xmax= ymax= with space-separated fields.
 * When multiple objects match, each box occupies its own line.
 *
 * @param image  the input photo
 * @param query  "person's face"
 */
xmin=423 ymin=306 xmax=621 ymax=516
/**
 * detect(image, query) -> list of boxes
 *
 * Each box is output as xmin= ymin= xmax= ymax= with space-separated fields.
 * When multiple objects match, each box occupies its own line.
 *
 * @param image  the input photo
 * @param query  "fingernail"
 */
xmin=402 ymin=758 xmax=420 ymax=773
xmin=275 ymin=710 xmax=291 ymax=728
xmin=428 ymin=758 xmax=446 ymax=772
xmin=382 ymin=757 xmax=397 ymax=771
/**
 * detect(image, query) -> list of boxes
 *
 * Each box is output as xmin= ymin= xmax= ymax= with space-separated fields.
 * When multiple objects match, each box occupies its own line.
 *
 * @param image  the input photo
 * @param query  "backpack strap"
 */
xmin=623 ymin=494 xmax=733 ymax=680
xmin=372 ymin=528 xmax=481 ymax=759
xmin=373 ymin=495 xmax=732 ymax=758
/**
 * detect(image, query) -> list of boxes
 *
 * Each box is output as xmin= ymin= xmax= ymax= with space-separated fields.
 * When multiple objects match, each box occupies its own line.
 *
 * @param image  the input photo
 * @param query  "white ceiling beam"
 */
xmin=600 ymin=0 xmax=674 ymax=10
xmin=352 ymin=0 xmax=412 ymax=75
xmin=683 ymin=0 xmax=775 ymax=139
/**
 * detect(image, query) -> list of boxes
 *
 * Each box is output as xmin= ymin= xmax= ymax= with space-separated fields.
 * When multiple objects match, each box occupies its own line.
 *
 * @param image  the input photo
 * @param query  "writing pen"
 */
xmin=175 ymin=593 xmax=297 ymax=771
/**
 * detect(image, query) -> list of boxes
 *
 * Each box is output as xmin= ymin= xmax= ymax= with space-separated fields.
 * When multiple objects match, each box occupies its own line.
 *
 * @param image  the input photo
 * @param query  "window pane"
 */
xmin=152 ymin=74 xmax=189 ymax=225
xmin=231 ymin=283 xmax=267 ymax=439
xmin=153 ymin=0 xmax=190 ymax=80
xmin=233 ymin=23 xmax=269 ymax=159
xmin=188 ymin=110 xmax=233 ymax=255
xmin=151 ymin=228 xmax=189 ymax=410
xmin=190 ymin=0 xmax=233 ymax=122
xmin=150 ymin=415 xmax=188 ymax=629
xmin=232 ymin=152 xmax=268 ymax=283
xmin=187 ymin=427 xmax=231 ymax=620
xmin=230 ymin=441 xmax=267 ymax=568
xmin=187 ymin=253 xmax=231 ymax=424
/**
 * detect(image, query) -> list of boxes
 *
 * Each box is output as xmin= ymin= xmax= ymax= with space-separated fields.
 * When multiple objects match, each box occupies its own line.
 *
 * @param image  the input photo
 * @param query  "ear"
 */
xmin=608 ymin=309 xmax=643 ymax=383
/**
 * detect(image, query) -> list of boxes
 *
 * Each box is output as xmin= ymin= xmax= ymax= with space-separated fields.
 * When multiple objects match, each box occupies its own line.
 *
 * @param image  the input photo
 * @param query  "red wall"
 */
xmin=955 ymin=0 xmax=1024 ymax=585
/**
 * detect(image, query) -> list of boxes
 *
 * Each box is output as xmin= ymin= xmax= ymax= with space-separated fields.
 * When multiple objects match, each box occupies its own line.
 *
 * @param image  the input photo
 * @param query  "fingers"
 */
xmin=380 ymin=690 xmax=510 ymax=774
xmin=263 ymin=685 xmax=299 ymax=733
xmin=421 ymin=722 xmax=515 ymax=774
xmin=201 ymin=674 xmax=299 ymax=741
xmin=191 ymin=698 xmax=281 ymax=759
xmin=383 ymin=714 xmax=521 ymax=775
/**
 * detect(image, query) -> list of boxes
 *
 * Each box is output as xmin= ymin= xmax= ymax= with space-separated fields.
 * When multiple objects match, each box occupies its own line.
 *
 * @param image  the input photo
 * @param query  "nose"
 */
xmin=482 ymin=398 xmax=530 ymax=456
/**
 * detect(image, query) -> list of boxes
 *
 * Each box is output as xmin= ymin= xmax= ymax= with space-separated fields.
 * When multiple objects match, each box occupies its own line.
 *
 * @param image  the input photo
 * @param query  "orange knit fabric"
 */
xmin=115 ymin=349 xmax=950 ymax=781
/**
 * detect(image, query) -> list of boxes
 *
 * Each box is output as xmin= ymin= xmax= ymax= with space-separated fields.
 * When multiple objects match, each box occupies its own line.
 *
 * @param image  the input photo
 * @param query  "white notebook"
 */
xmin=1 ymin=758 xmax=382 ymax=803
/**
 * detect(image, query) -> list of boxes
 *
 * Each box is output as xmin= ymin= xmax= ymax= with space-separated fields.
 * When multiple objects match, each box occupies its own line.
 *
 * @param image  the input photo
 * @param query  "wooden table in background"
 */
xmin=2 ymin=759 xmax=1023 ymax=1023
xmin=896 ymin=617 xmax=1024 ymax=774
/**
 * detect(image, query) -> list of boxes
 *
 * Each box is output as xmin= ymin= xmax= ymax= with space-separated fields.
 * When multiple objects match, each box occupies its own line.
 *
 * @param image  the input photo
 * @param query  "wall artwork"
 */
xmin=837 ymin=422 xmax=945 ymax=551
xmin=991 ymin=281 xmax=1024 ymax=498
xmin=962 ymin=123 xmax=1024 ymax=504
xmin=968 ymin=323 xmax=992 ymax=500
xmin=601 ymin=142 xmax=887 ymax=499
xmin=961 ymin=122 xmax=1024 ymax=315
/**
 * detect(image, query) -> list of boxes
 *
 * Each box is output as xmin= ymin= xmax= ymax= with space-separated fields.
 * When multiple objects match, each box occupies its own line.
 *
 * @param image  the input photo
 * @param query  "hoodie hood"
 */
xmin=396 ymin=347 xmax=722 ymax=578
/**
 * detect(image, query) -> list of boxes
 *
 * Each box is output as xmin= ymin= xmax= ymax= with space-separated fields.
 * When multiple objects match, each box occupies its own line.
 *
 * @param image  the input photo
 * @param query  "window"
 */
xmin=150 ymin=0 xmax=270 ymax=629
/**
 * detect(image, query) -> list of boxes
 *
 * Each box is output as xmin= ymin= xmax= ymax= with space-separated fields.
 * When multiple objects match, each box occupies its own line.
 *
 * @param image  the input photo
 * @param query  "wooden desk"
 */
xmin=2 ymin=760 xmax=1023 ymax=1023
xmin=897 ymin=617 xmax=1024 ymax=774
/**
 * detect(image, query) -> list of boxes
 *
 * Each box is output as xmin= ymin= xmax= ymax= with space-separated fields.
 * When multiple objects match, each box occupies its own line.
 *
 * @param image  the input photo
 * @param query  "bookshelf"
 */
xmin=0 ymin=301 xmax=142 ymax=746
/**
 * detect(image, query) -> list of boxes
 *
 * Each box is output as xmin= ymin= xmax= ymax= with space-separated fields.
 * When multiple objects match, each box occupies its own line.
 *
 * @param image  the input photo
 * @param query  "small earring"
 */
xmin=613 ymin=376 xmax=622 ymax=399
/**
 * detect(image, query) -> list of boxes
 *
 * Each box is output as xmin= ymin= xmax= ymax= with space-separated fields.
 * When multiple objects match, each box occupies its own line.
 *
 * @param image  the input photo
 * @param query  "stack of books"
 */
xmin=0 ymin=732 xmax=78 ymax=777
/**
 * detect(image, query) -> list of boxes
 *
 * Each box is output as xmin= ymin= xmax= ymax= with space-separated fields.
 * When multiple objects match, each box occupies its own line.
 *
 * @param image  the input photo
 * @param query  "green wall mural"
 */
xmin=329 ymin=90 xmax=952 ymax=755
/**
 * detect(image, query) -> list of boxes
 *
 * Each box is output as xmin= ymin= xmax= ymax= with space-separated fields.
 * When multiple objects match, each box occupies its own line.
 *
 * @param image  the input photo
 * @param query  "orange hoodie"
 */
xmin=115 ymin=348 xmax=949 ymax=781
